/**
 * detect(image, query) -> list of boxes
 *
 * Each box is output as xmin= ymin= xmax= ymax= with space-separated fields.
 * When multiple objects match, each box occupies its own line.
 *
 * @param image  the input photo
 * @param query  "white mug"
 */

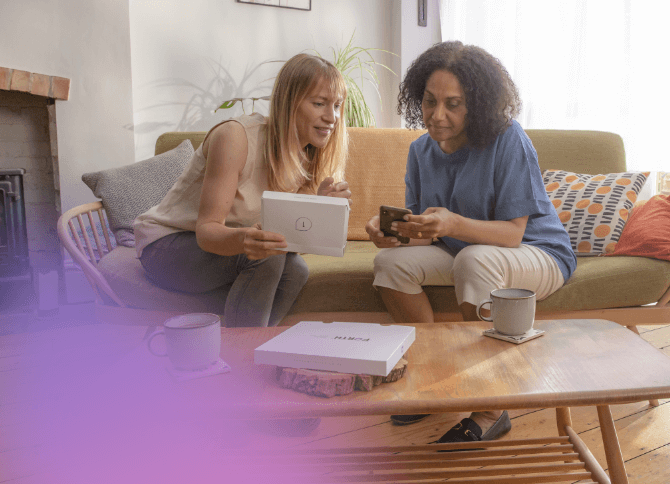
xmin=147 ymin=313 xmax=221 ymax=371
xmin=476 ymin=288 xmax=536 ymax=336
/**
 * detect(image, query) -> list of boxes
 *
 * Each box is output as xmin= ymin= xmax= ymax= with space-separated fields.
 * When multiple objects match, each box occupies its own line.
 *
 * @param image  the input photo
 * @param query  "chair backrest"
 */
xmin=57 ymin=202 xmax=126 ymax=307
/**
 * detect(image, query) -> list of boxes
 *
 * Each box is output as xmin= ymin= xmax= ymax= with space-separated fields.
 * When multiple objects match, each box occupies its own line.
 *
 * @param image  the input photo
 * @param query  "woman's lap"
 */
xmin=140 ymin=232 xmax=242 ymax=293
xmin=373 ymin=243 xmax=564 ymax=306
xmin=139 ymin=231 xmax=307 ymax=294
xmin=139 ymin=232 xmax=309 ymax=327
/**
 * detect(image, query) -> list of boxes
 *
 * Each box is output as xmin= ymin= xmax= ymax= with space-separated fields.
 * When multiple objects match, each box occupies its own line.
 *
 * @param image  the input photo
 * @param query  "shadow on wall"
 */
xmin=130 ymin=57 xmax=278 ymax=158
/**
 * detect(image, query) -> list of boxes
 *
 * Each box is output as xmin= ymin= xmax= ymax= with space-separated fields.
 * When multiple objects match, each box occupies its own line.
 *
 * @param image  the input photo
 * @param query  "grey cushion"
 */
xmin=82 ymin=140 xmax=194 ymax=247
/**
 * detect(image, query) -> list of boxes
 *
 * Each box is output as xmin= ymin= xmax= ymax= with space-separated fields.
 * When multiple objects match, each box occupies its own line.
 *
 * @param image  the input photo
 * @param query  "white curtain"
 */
xmin=439 ymin=0 xmax=669 ymax=186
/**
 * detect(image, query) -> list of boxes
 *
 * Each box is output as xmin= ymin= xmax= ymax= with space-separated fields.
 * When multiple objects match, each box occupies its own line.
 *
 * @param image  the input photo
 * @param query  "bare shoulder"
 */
xmin=203 ymin=121 xmax=248 ymax=174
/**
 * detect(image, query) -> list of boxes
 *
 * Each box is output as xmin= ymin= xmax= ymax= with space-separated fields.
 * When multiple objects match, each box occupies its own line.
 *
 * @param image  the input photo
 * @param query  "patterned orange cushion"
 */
xmin=608 ymin=194 xmax=670 ymax=261
xmin=542 ymin=170 xmax=649 ymax=255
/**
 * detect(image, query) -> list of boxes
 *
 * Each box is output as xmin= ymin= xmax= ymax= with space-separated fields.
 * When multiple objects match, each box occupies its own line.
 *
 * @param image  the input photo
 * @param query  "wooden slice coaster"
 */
xmin=276 ymin=358 xmax=408 ymax=398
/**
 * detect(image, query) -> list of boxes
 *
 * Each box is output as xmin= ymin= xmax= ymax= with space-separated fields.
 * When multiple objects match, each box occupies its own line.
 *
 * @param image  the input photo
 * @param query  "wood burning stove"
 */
xmin=0 ymin=169 xmax=30 ymax=281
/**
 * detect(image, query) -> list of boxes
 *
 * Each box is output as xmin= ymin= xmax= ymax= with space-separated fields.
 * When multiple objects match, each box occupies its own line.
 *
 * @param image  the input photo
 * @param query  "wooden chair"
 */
xmin=57 ymin=201 xmax=185 ymax=326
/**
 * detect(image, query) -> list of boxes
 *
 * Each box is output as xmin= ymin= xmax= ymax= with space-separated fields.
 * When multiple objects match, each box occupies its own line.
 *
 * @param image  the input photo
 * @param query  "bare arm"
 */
xmin=196 ymin=122 xmax=287 ymax=258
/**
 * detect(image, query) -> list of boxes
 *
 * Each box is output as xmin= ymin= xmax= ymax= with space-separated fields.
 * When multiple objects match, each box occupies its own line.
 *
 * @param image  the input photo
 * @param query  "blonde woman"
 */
xmin=134 ymin=53 xmax=350 ymax=328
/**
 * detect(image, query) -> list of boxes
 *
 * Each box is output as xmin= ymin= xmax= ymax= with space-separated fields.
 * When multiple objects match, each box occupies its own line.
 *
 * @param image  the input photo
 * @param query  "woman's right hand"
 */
xmin=365 ymin=215 xmax=401 ymax=249
xmin=243 ymin=224 xmax=288 ymax=260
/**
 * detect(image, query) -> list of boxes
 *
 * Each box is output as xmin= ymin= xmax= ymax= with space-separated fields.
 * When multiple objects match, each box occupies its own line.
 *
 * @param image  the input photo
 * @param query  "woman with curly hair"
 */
xmin=365 ymin=41 xmax=576 ymax=443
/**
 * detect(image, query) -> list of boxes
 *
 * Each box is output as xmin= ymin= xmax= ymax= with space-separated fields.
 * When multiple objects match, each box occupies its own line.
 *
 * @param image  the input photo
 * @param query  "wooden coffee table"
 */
xmin=2 ymin=318 xmax=668 ymax=483
xmin=195 ymin=318 xmax=670 ymax=484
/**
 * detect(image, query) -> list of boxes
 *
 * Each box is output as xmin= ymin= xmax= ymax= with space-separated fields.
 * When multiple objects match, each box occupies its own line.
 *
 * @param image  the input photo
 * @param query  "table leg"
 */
xmin=597 ymin=405 xmax=629 ymax=484
xmin=555 ymin=407 xmax=572 ymax=437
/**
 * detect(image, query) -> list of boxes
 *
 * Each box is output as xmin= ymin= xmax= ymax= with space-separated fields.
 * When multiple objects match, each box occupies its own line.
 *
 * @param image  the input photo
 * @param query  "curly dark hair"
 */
xmin=398 ymin=41 xmax=521 ymax=149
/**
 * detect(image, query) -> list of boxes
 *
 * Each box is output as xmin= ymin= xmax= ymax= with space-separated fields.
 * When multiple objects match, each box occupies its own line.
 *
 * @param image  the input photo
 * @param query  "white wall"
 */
xmin=0 ymin=1 xmax=135 ymax=213
xmin=0 ymin=1 xmax=443 ymax=209
xmin=400 ymin=0 xmax=442 ymax=91
xmin=129 ymin=0 xmax=406 ymax=161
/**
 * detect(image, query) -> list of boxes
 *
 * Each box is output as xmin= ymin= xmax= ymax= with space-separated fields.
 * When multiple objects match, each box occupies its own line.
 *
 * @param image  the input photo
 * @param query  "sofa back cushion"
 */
xmin=345 ymin=128 xmax=427 ymax=239
xmin=155 ymin=127 xmax=626 ymax=241
xmin=526 ymin=129 xmax=626 ymax=174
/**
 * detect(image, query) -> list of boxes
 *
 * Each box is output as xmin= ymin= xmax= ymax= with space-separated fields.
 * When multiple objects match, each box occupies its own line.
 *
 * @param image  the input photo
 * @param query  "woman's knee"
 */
xmin=452 ymin=245 xmax=506 ymax=292
xmin=285 ymin=253 xmax=310 ymax=287
xmin=373 ymin=248 xmax=403 ymax=276
xmin=453 ymin=245 xmax=503 ymax=276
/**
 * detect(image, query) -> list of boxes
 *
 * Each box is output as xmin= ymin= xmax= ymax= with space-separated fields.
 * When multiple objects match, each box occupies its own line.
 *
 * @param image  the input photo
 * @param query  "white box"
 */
xmin=261 ymin=191 xmax=349 ymax=257
xmin=254 ymin=321 xmax=415 ymax=376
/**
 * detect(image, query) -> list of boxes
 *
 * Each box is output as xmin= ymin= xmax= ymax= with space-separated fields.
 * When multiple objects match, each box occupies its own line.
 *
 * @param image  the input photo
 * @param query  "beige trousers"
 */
xmin=373 ymin=244 xmax=564 ymax=307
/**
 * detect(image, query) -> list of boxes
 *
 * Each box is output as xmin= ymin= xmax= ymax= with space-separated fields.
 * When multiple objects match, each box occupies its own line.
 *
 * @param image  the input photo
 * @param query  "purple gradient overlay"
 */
xmin=3 ymin=324 xmax=331 ymax=484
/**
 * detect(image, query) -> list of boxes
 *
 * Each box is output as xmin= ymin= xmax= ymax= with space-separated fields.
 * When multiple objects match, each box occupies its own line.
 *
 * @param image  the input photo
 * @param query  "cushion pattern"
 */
xmin=542 ymin=170 xmax=649 ymax=255
xmin=82 ymin=140 xmax=194 ymax=247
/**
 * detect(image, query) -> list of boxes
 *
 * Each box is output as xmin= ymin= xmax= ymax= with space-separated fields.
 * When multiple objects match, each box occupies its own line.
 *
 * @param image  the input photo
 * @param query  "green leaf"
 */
xmin=216 ymin=99 xmax=240 ymax=111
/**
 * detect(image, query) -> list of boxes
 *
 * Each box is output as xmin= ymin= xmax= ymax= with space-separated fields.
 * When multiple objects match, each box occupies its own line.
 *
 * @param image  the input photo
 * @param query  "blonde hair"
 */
xmin=265 ymin=53 xmax=348 ymax=193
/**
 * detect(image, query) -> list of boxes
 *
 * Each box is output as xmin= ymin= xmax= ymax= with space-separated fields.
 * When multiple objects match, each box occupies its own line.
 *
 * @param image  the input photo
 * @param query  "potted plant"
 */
xmin=217 ymin=32 xmax=396 ymax=128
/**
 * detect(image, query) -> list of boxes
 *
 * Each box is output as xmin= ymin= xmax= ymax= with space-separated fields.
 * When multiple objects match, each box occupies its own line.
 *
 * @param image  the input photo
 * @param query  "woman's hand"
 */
xmin=243 ymin=224 xmax=288 ymax=260
xmin=318 ymin=176 xmax=352 ymax=207
xmin=392 ymin=208 xmax=528 ymax=248
xmin=365 ymin=215 xmax=402 ymax=248
xmin=392 ymin=207 xmax=457 ymax=240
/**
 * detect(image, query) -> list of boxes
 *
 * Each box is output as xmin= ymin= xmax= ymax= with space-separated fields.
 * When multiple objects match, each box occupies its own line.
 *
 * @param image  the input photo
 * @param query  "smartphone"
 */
xmin=380 ymin=205 xmax=412 ymax=244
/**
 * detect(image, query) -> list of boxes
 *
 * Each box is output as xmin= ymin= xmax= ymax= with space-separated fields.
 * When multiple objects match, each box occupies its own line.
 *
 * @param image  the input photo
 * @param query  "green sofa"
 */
xmin=91 ymin=127 xmax=670 ymax=328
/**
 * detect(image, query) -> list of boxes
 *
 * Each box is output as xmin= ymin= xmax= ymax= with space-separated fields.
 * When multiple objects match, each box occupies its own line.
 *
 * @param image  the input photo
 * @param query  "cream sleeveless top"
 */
xmin=134 ymin=113 xmax=269 ymax=257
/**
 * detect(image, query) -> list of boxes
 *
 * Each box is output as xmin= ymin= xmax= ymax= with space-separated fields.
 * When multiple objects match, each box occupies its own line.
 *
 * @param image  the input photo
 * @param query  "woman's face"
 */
xmin=295 ymin=78 xmax=343 ymax=150
xmin=422 ymin=69 xmax=468 ymax=154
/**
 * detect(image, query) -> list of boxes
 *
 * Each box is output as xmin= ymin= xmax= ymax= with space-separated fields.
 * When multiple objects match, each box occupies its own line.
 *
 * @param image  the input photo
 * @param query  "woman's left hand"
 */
xmin=317 ymin=176 xmax=352 ymax=207
xmin=391 ymin=207 xmax=458 ymax=239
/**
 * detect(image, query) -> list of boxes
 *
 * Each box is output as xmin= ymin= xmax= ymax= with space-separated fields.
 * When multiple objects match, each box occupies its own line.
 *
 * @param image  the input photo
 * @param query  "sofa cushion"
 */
xmin=543 ymin=170 xmax=649 ymax=255
xmin=288 ymin=241 xmax=670 ymax=315
xmin=609 ymin=194 xmax=670 ymax=262
xmin=537 ymin=255 xmax=670 ymax=311
xmin=82 ymin=140 xmax=194 ymax=247
xmin=344 ymin=128 xmax=426 ymax=240
xmin=97 ymin=246 xmax=229 ymax=314
xmin=98 ymin=241 xmax=670 ymax=319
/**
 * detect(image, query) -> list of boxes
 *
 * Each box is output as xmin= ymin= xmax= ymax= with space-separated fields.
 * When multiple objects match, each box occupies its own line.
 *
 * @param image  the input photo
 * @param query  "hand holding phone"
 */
xmin=379 ymin=205 xmax=412 ymax=244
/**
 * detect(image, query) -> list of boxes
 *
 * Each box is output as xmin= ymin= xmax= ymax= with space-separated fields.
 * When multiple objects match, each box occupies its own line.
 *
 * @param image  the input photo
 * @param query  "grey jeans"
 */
xmin=139 ymin=231 xmax=309 ymax=328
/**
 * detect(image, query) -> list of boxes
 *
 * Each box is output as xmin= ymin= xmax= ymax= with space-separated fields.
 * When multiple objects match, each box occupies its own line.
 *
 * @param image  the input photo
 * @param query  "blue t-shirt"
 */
xmin=405 ymin=120 xmax=577 ymax=283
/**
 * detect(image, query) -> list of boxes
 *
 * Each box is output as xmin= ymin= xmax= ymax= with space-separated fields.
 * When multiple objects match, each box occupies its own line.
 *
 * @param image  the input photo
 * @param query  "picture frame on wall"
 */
xmin=236 ymin=0 xmax=311 ymax=11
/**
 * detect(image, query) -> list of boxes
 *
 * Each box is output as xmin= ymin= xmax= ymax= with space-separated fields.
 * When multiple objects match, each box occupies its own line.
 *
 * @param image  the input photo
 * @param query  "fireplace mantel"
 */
xmin=0 ymin=66 xmax=70 ymax=101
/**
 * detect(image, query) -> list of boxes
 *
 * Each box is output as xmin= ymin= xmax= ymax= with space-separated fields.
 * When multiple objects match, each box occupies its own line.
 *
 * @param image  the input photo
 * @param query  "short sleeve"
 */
xmin=405 ymin=142 xmax=421 ymax=215
xmin=493 ymin=126 xmax=552 ymax=221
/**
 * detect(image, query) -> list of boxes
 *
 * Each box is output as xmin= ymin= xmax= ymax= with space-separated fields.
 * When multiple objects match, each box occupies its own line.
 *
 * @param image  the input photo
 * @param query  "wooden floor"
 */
xmin=239 ymin=323 xmax=670 ymax=484
xmin=1 ymin=303 xmax=668 ymax=483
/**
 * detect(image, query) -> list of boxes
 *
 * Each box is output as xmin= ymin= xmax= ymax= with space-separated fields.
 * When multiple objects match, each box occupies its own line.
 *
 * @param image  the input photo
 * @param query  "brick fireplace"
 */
xmin=0 ymin=67 xmax=70 ymax=310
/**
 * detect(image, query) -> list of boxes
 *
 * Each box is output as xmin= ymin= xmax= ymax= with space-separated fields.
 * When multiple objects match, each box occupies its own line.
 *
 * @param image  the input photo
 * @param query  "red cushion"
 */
xmin=609 ymin=194 xmax=670 ymax=261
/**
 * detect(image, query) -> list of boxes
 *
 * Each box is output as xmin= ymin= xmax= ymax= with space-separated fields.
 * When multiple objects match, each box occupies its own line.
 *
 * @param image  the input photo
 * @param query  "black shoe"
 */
xmin=390 ymin=414 xmax=431 ymax=425
xmin=430 ymin=411 xmax=511 ymax=450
